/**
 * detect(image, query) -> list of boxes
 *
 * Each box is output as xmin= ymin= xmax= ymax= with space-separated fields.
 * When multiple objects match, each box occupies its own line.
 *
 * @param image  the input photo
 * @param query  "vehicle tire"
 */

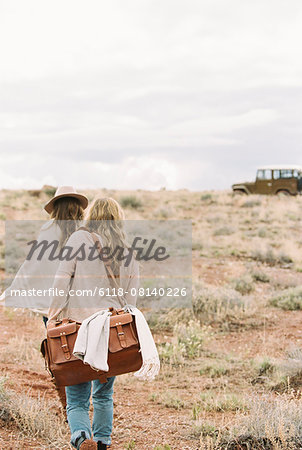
xmin=233 ymin=189 xmax=247 ymax=195
xmin=277 ymin=190 xmax=291 ymax=196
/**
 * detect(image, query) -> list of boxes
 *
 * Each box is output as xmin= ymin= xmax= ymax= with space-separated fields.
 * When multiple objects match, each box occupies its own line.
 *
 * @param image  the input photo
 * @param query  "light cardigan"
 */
xmin=48 ymin=229 xmax=139 ymax=323
xmin=73 ymin=306 xmax=160 ymax=381
xmin=0 ymin=220 xmax=62 ymax=315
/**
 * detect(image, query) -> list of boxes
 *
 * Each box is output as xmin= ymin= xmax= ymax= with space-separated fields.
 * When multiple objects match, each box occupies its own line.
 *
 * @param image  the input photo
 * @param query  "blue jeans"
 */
xmin=65 ymin=377 xmax=116 ymax=448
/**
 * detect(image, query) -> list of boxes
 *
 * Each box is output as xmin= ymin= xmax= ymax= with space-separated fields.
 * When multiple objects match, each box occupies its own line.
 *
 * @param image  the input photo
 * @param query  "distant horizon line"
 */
xmin=0 ymin=186 xmax=233 ymax=193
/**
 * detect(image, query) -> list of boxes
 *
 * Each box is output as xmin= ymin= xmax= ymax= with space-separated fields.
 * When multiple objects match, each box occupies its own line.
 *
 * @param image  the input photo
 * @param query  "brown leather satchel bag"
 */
xmin=41 ymin=307 xmax=142 ymax=387
xmin=41 ymin=229 xmax=142 ymax=387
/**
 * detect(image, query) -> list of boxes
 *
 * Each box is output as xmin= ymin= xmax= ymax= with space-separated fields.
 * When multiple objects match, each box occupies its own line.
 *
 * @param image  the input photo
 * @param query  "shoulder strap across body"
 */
xmin=78 ymin=226 xmax=127 ymax=308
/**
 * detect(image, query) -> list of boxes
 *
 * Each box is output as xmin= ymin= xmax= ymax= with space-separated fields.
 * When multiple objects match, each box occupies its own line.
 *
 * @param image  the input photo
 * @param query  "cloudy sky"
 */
xmin=0 ymin=0 xmax=302 ymax=190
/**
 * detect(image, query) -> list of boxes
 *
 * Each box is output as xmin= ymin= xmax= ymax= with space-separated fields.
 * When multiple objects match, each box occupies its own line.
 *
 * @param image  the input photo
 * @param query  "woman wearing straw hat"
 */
xmin=0 ymin=186 xmax=89 ymax=411
xmin=1 ymin=186 xmax=88 ymax=321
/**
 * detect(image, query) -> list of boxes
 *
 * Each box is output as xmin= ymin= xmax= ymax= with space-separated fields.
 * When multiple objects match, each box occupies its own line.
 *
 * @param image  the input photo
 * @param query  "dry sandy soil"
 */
xmin=1 ymin=188 xmax=302 ymax=449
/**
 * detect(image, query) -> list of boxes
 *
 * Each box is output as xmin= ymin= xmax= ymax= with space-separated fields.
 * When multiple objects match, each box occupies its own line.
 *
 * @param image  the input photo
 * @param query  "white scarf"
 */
xmin=73 ymin=309 xmax=111 ymax=372
xmin=73 ymin=305 xmax=160 ymax=381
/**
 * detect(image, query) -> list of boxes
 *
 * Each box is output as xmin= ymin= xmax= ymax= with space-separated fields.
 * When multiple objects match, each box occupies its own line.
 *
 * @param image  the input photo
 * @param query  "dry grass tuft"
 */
xmin=0 ymin=376 xmax=68 ymax=448
xmin=199 ymin=394 xmax=302 ymax=449
xmin=151 ymin=390 xmax=186 ymax=410
xmin=192 ymin=284 xmax=255 ymax=330
xmin=1 ymin=335 xmax=43 ymax=371
xmin=199 ymin=391 xmax=246 ymax=413
xmin=147 ymin=307 xmax=193 ymax=333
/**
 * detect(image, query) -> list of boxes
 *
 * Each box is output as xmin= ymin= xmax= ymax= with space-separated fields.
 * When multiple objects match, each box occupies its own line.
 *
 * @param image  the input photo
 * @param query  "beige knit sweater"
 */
xmin=1 ymin=220 xmax=62 ymax=315
xmin=48 ymin=229 xmax=139 ymax=322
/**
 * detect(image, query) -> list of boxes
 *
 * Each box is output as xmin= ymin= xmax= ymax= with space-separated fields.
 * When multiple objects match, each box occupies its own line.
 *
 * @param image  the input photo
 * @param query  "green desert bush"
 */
xmin=269 ymin=287 xmax=302 ymax=310
xmin=251 ymin=270 xmax=270 ymax=283
xmin=231 ymin=275 xmax=255 ymax=295
xmin=201 ymin=193 xmax=213 ymax=201
xmin=199 ymin=363 xmax=230 ymax=378
xmin=206 ymin=215 xmax=223 ymax=224
xmin=174 ymin=320 xmax=204 ymax=359
xmin=147 ymin=308 xmax=192 ymax=333
xmin=154 ymin=207 xmax=174 ymax=219
xmin=192 ymin=404 xmax=202 ymax=420
xmin=43 ymin=186 xmax=57 ymax=197
xmin=241 ymin=199 xmax=262 ymax=208
xmin=250 ymin=357 xmax=280 ymax=386
xmin=159 ymin=391 xmax=186 ymax=410
xmin=120 ymin=195 xmax=142 ymax=209
xmin=213 ymin=226 xmax=235 ymax=236
xmin=192 ymin=240 xmax=203 ymax=251
xmin=257 ymin=358 xmax=276 ymax=377
xmin=253 ymin=350 xmax=302 ymax=391
xmin=158 ymin=341 xmax=185 ymax=367
xmin=257 ymin=227 xmax=267 ymax=238
xmin=251 ymin=247 xmax=293 ymax=266
xmin=193 ymin=422 xmax=219 ymax=445
xmin=158 ymin=320 xmax=205 ymax=365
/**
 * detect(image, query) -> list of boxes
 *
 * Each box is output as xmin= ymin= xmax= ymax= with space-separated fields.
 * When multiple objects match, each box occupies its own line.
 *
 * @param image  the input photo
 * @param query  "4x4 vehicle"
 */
xmin=232 ymin=165 xmax=302 ymax=195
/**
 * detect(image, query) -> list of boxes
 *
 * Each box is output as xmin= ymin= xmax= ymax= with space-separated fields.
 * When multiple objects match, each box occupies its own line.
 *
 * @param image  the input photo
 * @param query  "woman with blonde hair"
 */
xmin=48 ymin=197 xmax=139 ymax=450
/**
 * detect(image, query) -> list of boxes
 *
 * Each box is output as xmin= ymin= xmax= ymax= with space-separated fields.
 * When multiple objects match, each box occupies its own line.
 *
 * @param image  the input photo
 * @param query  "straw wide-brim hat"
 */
xmin=44 ymin=186 xmax=89 ymax=214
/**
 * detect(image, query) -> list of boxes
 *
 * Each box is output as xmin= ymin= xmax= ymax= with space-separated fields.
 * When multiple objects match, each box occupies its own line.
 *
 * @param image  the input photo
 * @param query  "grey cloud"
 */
xmin=1 ymin=0 xmax=302 ymax=189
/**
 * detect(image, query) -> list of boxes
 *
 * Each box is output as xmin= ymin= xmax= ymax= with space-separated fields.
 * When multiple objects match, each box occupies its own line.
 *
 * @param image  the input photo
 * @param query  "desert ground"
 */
xmin=1 ymin=187 xmax=302 ymax=449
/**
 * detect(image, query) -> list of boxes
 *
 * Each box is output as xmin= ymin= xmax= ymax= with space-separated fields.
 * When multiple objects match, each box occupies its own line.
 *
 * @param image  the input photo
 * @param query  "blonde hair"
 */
xmin=51 ymin=197 xmax=84 ymax=247
xmin=86 ymin=197 xmax=127 ymax=273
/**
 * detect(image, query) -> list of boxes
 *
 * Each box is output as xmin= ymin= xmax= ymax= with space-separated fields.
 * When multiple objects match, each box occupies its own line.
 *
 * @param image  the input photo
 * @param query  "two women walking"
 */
xmin=48 ymin=192 xmax=140 ymax=449
xmin=2 ymin=186 xmax=143 ymax=449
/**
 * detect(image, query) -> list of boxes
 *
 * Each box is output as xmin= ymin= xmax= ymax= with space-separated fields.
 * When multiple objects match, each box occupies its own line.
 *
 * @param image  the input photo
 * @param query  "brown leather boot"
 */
xmin=79 ymin=439 xmax=97 ymax=449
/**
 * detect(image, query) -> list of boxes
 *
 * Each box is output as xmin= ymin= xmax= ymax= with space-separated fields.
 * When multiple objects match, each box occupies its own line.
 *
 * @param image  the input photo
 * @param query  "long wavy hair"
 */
xmin=50 ymin=197 xmax=84 ymax=247
xmin=86 ymin=197 xmax=127 ymax=274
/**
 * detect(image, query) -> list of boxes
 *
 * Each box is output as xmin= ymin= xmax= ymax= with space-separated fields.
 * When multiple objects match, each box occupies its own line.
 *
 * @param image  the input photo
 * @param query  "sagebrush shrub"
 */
xmin=192 ymin=285 xmax=248 ymax=324
xmin=0 ymin=377 xmax=68 ymax=446
xmin=158 ymin=320 xmax=205 ymax=365
xmin=251 ymin=270 xmax=270 ymax=283
xmin=269 ymin=287 xmax=302 ymax=310
xmin=232 ymin=275 xmax=255 ymax=295
xmin=120 ymin=195 xmax=142 ymax=209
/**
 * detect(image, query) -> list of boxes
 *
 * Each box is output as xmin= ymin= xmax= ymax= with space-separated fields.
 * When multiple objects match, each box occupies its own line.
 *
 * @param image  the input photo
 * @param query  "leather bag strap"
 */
xmin=116 ymin=323 xmax=127 ymax=348
xmin=59 ymin=332 xmax=71 ymax=360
